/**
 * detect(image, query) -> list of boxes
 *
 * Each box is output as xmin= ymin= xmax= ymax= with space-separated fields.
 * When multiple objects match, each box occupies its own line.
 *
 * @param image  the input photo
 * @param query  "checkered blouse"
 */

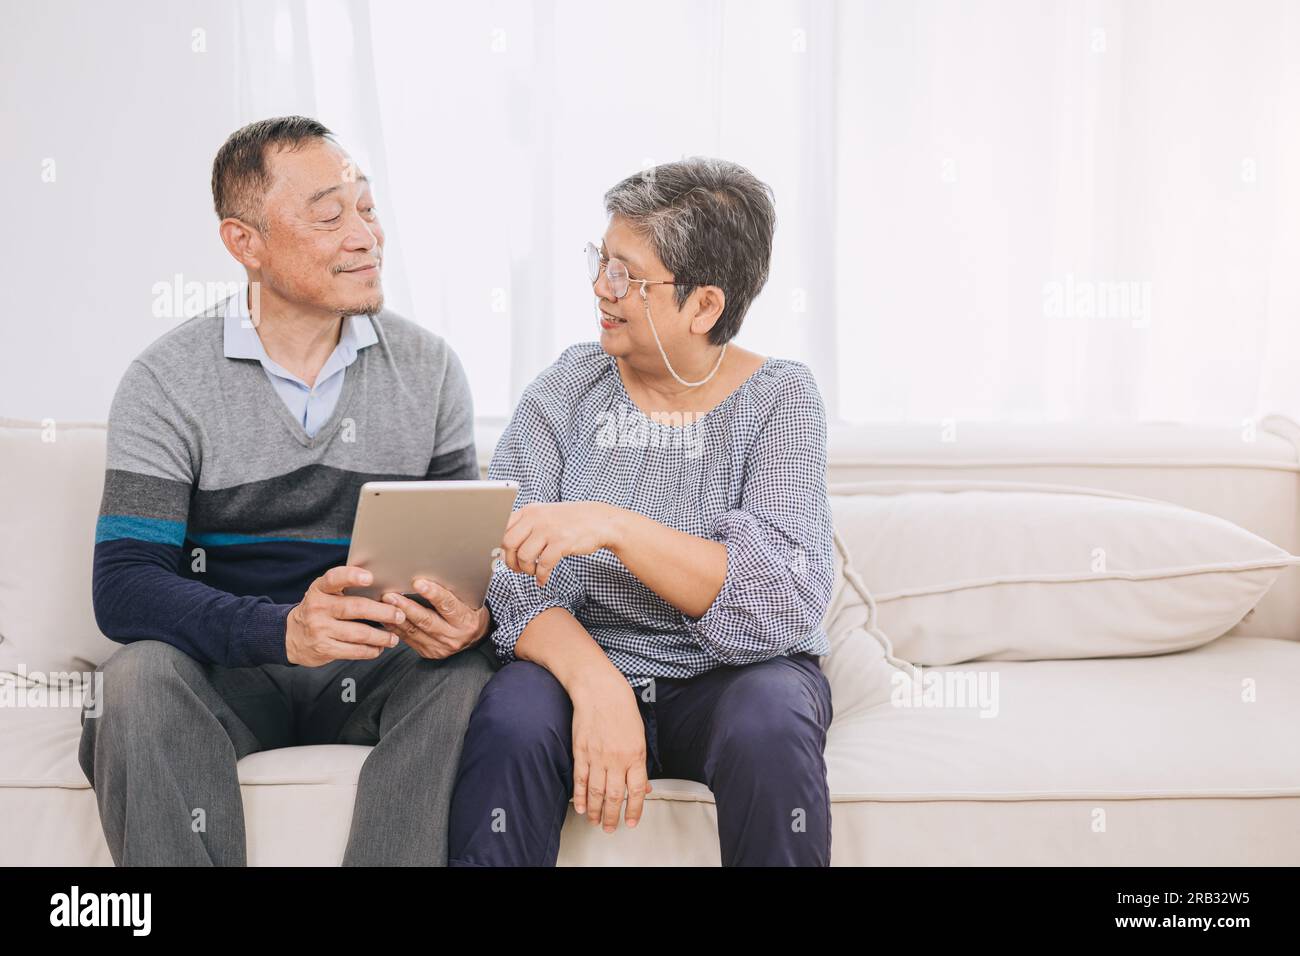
xmin=485 ymin=341 xmax=834 ymax=689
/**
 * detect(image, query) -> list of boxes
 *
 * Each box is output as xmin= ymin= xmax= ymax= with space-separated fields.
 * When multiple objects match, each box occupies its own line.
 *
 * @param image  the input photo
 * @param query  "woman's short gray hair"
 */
xmin=603 ymin=157 xmax=776 ymax=346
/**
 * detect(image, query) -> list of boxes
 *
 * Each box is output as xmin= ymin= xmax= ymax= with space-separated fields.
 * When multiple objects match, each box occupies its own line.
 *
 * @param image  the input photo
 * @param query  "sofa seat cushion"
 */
xmin=0 ymin=700 xmax=376 ymax=789
xmin=2 ymin=635 xmax=1297 ymax=865
xmin=824 ymin=635 xmax=1300 ymax=800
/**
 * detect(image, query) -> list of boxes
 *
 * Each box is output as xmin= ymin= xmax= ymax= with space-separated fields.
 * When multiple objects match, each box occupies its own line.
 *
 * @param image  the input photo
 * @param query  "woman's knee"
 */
xmin=712 ymin=658 xmax=831 ymax=763
xmin=462 ymin=661 xmax=574 ymax=762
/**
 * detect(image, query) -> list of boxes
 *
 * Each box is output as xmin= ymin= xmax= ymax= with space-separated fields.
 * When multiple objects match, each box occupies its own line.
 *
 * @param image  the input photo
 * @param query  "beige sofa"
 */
xmin=2 ymin=416 xmax=1299 ymax=866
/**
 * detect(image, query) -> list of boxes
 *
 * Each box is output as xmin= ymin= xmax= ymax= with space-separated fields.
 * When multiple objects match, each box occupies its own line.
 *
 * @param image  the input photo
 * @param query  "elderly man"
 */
xmin=448 ymin=158 xmax=836 ymax=867
xmin=80 ymin=116 xmax=495 ymax=866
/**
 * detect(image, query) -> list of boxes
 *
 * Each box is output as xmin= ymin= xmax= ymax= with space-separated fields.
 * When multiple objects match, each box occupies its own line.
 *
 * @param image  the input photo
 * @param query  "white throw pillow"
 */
xmin=829 ymin=480 xmax=1300 ymax=665
xmin=0 ymin=419 xmax=118 ymax=680
xmin=820 ymin=530 xmax=920 ymax=716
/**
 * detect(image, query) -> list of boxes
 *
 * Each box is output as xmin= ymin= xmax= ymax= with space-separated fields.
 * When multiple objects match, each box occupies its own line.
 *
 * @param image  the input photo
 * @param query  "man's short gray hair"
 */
xmin=603 ymin=157 xmax=776 ymax=346
xmin=212 ymin=115 xmax=334 ymax=230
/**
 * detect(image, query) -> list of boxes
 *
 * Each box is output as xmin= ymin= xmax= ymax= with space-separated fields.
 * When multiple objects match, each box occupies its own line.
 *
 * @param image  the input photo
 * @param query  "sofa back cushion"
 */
xmin=825 ymin=419 xmax=1300 ymax=643
xmin=829 ymin=479 xmax=1298 ymax=666
xmin=0 ymin=419 xmax=118 ymax=678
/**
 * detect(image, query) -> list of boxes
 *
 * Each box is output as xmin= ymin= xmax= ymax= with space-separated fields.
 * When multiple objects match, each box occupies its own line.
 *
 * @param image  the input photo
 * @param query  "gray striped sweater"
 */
xmin=93 ymin=295 xmax=478 ymax=667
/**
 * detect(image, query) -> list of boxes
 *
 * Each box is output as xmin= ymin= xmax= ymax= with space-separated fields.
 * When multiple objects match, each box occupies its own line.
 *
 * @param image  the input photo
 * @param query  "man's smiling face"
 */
xmin=256 ymin=138 xmax=385 ymax=317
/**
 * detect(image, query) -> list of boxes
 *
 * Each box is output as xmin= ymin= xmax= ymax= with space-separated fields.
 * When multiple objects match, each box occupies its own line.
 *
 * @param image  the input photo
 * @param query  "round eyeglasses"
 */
xmin=585 ymin=241 xmax=680 ymax=300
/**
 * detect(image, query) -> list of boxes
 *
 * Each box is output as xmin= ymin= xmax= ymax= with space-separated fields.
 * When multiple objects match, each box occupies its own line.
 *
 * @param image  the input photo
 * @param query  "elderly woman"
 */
xmin=447 ymin=158 xmax=835 ymax=867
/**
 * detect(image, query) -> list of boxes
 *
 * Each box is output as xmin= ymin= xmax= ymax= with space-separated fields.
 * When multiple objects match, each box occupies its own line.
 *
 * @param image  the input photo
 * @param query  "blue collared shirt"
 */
xmin=223 ymin=310 xmax=378 ymax=437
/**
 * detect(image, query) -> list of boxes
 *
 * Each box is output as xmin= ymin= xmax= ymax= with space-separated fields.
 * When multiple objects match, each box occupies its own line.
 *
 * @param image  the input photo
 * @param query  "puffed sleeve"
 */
xmin=483 ymin=382 xmax=588 ymax=664
xmin=679 ymin=364 xmax=835 ymax=665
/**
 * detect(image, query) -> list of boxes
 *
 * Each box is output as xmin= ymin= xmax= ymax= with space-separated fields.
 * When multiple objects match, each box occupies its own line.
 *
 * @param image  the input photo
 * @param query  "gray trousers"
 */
xmin=78 ymin=636 xmax=497 ymax=866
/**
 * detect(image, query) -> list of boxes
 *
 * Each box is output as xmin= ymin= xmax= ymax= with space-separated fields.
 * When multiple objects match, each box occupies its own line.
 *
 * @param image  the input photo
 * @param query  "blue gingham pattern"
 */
xmin=486 ymin=341 xmax=834 ymax=689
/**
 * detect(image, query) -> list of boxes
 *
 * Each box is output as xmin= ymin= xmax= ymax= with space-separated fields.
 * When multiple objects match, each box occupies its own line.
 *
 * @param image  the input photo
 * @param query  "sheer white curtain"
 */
xmin=245 ymin=0 xmax=1300 ymax=426
xmin=366 ymin=0 xmax=838 ymax=420
xmin=836 ymin=0 xmax=1300 ymax=426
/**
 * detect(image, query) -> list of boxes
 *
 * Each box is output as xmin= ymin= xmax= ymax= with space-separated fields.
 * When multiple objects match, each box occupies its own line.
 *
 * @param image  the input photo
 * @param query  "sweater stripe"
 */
xmin=95 ymin=515 xmax=186 ymax=546
xmin=187 ymin=531 xmax=352 ymax=547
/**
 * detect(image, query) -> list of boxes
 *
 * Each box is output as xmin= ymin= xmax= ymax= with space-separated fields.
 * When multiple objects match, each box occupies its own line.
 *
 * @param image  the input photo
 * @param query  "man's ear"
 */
xmin=219 ymin=217 xmax=264 ymax=270
xmin=689 ymin=285 xmax=726 ymax=337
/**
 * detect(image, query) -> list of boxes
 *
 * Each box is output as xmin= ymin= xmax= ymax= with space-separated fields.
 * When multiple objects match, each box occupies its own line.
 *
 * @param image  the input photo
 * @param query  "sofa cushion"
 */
xmin=4 ymin=635 xmax=1298 ymax=865
xmin=824 ymin=635 xmax=1300 ymax=800
xmin=830 ymin=479 xmax=1298 ymax=665
xmin=820 ymin=531 xmax=917 ymax=716
xmin=0 ymin=420 xmax=118 ymax=677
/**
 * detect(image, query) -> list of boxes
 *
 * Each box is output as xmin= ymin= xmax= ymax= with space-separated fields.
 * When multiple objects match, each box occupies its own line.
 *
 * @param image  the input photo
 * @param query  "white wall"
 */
xmin=0 ymin=1 xmax=252 ymax=421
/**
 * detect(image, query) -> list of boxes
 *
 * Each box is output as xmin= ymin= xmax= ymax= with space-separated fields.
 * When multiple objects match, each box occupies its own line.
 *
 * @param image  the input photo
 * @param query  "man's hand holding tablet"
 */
xmin=379 ymin=577 xmax=490 ymax=660
xmin=285 ymin=566 xmax=493 ymax=667
xmin=286 ymin=566 xmax=408 ymax=666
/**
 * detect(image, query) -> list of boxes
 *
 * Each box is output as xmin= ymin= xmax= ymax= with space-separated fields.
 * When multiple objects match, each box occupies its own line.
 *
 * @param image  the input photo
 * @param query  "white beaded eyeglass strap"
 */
xmin=639 ymin=282 xmax=727 ymax=389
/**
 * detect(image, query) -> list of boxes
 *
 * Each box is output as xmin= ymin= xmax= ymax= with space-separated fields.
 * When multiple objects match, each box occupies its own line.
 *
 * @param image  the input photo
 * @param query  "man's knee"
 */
xmin=396 ymin=639 xmax=498 ymax=705
xmin=446 ymin=639 xmax=498 ymax=693
xmin=94 ymin=640 xmax=199 ymax=712
xmin=79 ymin=641 xmax=198 ymax=780
xmin=86 ymin=640 xmax=210 ymax=743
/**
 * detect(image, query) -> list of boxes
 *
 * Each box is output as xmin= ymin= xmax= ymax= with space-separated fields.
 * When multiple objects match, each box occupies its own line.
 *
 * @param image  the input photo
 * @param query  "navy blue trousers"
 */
xmin=447 ymin=652 xmax=834 ymax=866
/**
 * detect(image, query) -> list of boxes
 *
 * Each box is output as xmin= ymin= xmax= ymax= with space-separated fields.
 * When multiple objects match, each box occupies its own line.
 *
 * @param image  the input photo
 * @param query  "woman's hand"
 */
xmin=570 ymin=670 xmax=653 ymax=832
xmin=381 ymin=577 xmax=489 ymax=659
xmin=501 ymin=501 xmax=622 ymax=587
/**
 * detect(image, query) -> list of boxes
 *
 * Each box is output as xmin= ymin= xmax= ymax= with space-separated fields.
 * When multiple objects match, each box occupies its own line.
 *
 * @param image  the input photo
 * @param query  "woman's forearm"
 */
xmin=514 ymin=606 xmax=625 ymax=695
xmin=607 ymin=508 xmax=727 ymax=618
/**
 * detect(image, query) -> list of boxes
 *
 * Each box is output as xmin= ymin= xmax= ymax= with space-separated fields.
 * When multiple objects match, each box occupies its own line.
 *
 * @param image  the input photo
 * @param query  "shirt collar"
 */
xmin=221 ymin=294 xmax=378 ymax=364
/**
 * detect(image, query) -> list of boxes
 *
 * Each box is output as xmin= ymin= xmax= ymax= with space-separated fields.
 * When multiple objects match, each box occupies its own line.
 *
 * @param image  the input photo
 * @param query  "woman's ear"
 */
xmin=689 ymin=285 xmax=726 ymax=337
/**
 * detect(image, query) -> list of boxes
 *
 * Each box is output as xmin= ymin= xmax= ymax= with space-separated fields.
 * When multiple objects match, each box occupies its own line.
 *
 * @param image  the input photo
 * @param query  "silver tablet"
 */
xmin=344 ymin=479 xmax=519 ymax=608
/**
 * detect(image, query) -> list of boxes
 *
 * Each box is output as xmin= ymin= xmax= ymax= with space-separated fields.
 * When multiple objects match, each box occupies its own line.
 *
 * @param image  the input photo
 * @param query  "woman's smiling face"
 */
xmin=593 ymin=215 xmax=683 ymax=357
